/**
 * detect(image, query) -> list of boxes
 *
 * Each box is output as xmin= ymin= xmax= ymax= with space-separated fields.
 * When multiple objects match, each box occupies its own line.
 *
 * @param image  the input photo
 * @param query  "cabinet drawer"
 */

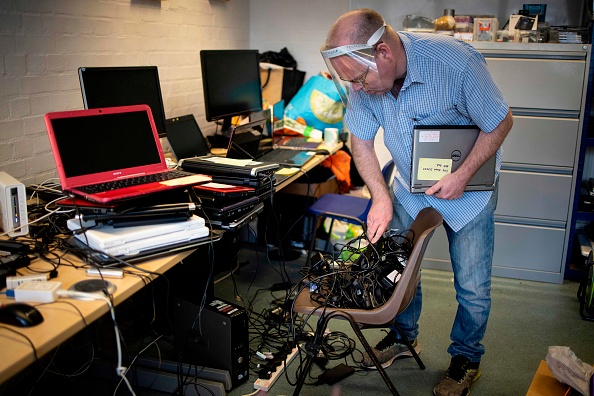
xmin=424 ymin=221 xmax=565 ymax=273
xmin=502 ymin=116 xmax=579 ymax=167
xmin=485 ymin=57 xmax=585 ymax=111
xmin=496 ymin=170 xmax=572 ymax=221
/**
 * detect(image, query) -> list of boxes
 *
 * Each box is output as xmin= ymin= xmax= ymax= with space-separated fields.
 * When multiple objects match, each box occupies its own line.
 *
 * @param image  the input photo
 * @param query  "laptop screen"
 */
xmin=165 ymin=114 xmax=210 ymax=159
xmin=226 ymin=119 xmax=269 ymax=160
xmin=45 ymin=105 xmax=166 ymax=189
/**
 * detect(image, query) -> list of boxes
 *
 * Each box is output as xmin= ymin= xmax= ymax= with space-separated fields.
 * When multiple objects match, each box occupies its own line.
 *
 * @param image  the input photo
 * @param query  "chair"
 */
xmin=292 ymin=207 xmax=443 ymax=396
xmin=304 ymin=160 xmax=395 ymax=266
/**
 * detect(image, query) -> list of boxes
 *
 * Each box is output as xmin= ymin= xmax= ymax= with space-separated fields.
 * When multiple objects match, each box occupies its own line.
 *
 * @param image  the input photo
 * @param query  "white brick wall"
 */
xmin=0 ymin=0 xmax=250 ymax=186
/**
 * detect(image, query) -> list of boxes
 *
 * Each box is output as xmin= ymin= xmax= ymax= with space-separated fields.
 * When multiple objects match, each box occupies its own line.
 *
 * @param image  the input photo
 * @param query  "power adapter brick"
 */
xmin=14 ymin=281 xmax=62 ymax=303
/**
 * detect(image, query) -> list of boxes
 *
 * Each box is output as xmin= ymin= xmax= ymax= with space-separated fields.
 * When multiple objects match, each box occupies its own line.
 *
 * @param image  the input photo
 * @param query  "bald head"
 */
xmin=323 ymin=8 xmax=386 ymax=50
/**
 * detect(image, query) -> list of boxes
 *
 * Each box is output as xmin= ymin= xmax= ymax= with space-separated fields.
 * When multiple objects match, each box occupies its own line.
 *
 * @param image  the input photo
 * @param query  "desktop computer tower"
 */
xmin=173 ymin=297 xmax=249 ymax=389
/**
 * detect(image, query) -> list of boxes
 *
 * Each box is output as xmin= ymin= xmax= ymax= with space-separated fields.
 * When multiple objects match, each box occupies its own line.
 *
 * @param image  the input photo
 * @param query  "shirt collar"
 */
xmin=396 ymin=31 xmax=425 ymax=86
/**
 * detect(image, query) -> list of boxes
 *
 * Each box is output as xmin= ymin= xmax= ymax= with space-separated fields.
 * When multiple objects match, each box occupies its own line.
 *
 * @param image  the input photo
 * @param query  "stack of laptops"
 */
xmin=44 ymin=104 xmax=219 ymax=264
xmin=179 ymin=156 xmax=276 ymax=230
xmin=191 ymin=182 xmax=264 ymax=231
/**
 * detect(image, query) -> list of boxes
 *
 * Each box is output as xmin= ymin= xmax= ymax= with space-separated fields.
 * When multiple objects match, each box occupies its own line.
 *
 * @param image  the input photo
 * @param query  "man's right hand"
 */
xmin=365 ymin=195 xmax=392 ymax=243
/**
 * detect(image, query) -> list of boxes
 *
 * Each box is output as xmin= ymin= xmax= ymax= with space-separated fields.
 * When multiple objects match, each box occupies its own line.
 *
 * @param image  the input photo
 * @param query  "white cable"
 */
xmin=0 ymin=207 xmax=62 ymax=238
xmin=57 ymin=290 xmax=136 ymax=396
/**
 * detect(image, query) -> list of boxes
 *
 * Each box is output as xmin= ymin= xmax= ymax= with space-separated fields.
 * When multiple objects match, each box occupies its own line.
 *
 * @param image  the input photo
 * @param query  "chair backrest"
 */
xmin=353 ymin=206 xmax=443 ymax=325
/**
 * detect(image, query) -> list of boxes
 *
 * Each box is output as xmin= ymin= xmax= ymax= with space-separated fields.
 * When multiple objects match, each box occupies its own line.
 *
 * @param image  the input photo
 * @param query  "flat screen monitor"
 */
xmin=200 ymin=49 xmax=263 ymax=134
xmin=78 ymin=66 xmax=168 ymax=137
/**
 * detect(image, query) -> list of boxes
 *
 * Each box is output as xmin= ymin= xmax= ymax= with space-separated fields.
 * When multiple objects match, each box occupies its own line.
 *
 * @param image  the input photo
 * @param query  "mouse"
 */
xmin=0 ymin=302 xmax=44 ymax=327
xmin=315 ymin=149 xmax=331 ymax=156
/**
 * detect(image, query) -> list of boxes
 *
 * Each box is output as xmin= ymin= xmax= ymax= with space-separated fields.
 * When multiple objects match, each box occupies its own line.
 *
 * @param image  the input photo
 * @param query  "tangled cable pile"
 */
xmin=299 ymin=230 xmax=414 ymax=309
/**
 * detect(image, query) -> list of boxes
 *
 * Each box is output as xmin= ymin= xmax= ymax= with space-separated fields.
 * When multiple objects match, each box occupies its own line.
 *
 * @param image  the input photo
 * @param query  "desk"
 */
xmin=0 ymin=249 xmax=194 ymax=385
xmin=273 ymin=143 xmax=343 ymax=191
xmin=0 ymin=142 xmax=344 ymax=388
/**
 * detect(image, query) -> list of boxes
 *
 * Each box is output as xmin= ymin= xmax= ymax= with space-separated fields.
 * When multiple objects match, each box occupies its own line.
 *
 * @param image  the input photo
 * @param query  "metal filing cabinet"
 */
xmin=422 ymin=43 xmax=591 ymax=283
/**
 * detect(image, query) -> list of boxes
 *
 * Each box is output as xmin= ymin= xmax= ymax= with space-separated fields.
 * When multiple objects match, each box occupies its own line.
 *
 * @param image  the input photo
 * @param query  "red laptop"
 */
xmin=45 ymin=105 xmax=211 ymax=203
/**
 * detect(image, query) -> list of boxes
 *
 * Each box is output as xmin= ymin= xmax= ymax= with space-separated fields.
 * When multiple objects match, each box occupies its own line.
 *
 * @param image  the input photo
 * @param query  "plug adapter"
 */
xmin=14 ymin=281 xmax=62 ymax=303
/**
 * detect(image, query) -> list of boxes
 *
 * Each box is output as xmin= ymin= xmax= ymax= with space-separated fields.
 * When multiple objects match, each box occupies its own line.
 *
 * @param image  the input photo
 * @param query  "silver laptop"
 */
xmin=410 ymin=125 xmax=496 ymax=193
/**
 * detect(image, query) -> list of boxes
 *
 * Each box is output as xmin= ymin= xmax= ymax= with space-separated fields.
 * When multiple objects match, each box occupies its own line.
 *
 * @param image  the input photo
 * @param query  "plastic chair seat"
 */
xmin=307 ymin=193 xmax=370 ymax=226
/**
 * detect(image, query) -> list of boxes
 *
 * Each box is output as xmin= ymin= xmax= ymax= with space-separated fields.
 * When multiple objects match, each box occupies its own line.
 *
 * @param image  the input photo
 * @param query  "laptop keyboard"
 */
xmin=77 ymin=170 xmax=195 ymax=194
xmin=259 ymin=149 xmax=302 ymax=163
xmin=284 ymin=137 xmax=308 ymax=147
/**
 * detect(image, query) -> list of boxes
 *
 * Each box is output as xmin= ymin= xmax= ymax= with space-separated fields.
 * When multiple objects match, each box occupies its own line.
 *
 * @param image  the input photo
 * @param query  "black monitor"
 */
xmin=78 ymin=66 xmax=168 ymax=137
xmin=200 ymin=50 xmax=263 ymax=135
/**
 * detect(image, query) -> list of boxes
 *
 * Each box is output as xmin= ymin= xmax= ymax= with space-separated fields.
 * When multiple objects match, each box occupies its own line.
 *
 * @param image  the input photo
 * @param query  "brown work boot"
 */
xmin=433 ymin=355 xmax=481 ymax=396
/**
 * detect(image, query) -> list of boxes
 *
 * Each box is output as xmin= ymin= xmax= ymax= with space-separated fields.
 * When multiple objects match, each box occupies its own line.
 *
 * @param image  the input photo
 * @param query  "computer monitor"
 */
xmin=78 ymin=66 xmax=168 ymax=137
xmin=200 ymin=49 xmax=263 ymax=135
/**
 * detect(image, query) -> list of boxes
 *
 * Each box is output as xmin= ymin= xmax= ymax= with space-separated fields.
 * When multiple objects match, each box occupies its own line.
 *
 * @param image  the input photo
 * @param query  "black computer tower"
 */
xmin=173 ymin=297 xmax=249 ymax=388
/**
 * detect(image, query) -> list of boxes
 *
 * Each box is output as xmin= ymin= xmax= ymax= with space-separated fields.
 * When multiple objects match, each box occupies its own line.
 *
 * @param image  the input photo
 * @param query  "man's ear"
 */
xmin=375 ymin=42 xmax=391 ymax=60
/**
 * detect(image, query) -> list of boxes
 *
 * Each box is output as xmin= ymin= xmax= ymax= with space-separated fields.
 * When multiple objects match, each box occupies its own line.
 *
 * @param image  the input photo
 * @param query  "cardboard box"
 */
xmin=526 ymin=360 xmax=571 ymax=396
xmin=280 ymin=177 xmax=339 ymax=199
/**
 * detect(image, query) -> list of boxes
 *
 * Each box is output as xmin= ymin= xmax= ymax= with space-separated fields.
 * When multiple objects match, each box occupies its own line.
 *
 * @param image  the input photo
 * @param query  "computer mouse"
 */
xmin=0 ymin=302 xmax=44 ymax=327
xmin=315 ymin=149 xmax=331 ymax=156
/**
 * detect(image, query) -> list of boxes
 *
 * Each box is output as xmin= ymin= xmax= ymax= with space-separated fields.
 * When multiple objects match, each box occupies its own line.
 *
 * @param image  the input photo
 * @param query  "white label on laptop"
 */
xmin=417 ymin=158 xmax=452 ymax=180
xmin=419 ymin=130 xmax=440 ymax=143
xmin=202 ymin=182 xmax=237 ymax=189
xmin=160 ymin=174 xmax=211 ymax=186
xmin=203 ymin=157 xmax=263 ymax=166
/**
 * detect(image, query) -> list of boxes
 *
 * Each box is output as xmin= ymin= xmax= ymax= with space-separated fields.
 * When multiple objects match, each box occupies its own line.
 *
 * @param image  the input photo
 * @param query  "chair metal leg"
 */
xmin=304 ymin=215 xmax=321 ymax=267
xmin=393 ymin=321 xmax=425 ymax=370
xmin=294 ymin=311 xmax=401 ymax=396
xmin=323 ymin=218 xmax=335 ymax=254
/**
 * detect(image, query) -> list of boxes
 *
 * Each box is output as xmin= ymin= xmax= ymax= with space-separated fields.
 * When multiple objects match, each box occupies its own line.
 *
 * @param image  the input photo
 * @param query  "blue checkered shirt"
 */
xmin=345 ymin=32 xmax=510 ymax=232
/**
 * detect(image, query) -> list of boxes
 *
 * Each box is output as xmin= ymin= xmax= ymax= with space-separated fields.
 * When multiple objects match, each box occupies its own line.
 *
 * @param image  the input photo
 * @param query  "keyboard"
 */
xmin=77 ymin=170 xmax=195 ymax=194
xmin=258 ymin=149 xmax=302 ymax=163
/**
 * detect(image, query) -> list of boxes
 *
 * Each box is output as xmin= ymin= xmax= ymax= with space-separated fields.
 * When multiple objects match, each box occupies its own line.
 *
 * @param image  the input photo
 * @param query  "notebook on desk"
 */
xmin=44 ymin=105 xmax=211 ymax=203
xmin=226 ymin=119 xmax=316 ymax=167
xmin=165 ymin=114 xmax=212 ymax=160
xmin=410 ymin=125 xmax=496 ymax=193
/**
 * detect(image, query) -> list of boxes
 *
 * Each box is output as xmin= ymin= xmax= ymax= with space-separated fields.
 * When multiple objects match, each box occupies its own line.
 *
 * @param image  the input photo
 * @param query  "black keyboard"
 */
xmin=259 ymin=149 xmax=300 ymax=163
xmin=284 ymin=137 xmax=308 ymax=147
xmin=77 ymin=170 xmax=194 ymax=194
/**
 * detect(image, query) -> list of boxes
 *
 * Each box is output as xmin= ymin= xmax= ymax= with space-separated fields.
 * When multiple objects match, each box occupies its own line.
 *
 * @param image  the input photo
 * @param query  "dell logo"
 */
xmin=451 ymin=150 xmax=462 ymax=162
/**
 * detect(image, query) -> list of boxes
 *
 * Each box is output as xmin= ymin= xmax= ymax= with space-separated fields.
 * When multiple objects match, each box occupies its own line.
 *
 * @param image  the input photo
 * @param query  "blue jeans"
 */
xmin=389 ymin=186 xmax=497 ymax=363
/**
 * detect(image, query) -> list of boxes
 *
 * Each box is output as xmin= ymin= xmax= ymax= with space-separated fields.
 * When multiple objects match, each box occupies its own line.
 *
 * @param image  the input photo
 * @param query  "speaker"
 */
xmin=0 ymin=172 xmax=28 ymax=237
xmin=174 ymin=297 xmax=249 ymax=389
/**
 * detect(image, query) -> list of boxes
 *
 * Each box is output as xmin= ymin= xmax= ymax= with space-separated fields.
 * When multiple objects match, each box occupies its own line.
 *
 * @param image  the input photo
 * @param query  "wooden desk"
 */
xmin=0 ymin=249 xmax=194 ymax=385
xmin=274 ymin=142 xmax=343 ymax=191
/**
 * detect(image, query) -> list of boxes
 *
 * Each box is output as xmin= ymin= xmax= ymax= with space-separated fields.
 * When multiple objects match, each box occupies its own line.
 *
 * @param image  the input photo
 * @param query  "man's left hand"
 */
xmin=425 ymin=172 xmax=468 ymax=200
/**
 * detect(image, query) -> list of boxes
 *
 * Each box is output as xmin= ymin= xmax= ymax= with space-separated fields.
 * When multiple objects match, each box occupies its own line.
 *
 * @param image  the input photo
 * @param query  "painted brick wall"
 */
xmin=0 ymin=0 xmax=250 ymax=185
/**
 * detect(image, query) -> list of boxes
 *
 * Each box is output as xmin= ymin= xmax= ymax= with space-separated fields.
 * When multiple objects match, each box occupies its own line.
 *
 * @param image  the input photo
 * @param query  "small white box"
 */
xmin=14 ymin=281 xmax=62 ymax=303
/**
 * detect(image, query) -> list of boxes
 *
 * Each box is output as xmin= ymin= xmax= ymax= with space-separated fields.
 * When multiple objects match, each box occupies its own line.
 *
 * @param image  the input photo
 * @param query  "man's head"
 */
xmin=321 ymin=9 xmax=402 ymax=107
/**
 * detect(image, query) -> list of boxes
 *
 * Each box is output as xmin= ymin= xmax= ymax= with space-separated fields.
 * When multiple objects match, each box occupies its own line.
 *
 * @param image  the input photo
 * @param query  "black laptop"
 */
xmin=226 ymin=119 xmax=316 ymax=167
xmin=166 ymin=114 xmax=211 ymax=160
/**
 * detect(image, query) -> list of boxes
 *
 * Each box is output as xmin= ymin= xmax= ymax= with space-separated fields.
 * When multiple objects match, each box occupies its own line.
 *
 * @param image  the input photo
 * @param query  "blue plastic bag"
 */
xmin=284 ymin=73 xmax=344 ymax=132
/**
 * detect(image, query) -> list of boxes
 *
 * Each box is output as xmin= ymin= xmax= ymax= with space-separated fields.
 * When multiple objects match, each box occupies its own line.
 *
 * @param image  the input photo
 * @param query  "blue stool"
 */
xmin=305 ymin=160 xmax=395 ymax=266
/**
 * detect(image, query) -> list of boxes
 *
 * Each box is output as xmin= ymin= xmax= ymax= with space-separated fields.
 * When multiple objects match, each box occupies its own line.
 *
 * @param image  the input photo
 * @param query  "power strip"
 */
xmin=253 ymin=346 xmax=299 ymax=392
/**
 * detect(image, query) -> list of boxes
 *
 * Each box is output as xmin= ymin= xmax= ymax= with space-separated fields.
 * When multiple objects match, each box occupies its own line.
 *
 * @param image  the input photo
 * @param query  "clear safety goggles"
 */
xmin=321 ymin=23 xmax=386 ymax=108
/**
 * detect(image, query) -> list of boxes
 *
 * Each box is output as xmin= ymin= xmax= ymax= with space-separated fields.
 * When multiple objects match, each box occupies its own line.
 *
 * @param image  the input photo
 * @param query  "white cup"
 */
xmin=324 ymin=127 xmax=339 ymax=145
